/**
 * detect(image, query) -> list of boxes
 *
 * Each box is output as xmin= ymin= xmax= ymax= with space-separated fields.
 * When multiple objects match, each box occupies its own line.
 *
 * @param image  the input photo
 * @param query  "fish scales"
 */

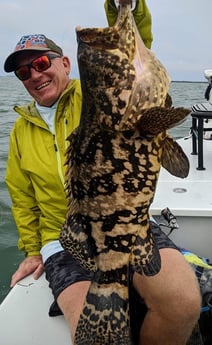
xmin=60 ymin=1 xmax=190 ymax=344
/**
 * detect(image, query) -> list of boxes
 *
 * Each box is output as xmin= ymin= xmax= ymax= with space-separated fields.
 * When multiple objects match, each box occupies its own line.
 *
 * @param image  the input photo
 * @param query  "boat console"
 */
xmin=204 ymin=69 xmax=212 ymax=104
xmin=190 ymin=102 xmax=212 ymax=170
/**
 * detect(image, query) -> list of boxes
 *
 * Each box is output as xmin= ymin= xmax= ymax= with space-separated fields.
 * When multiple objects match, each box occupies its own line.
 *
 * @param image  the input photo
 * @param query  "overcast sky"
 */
xmin=0 ymin=0 xmax=211 ymax=81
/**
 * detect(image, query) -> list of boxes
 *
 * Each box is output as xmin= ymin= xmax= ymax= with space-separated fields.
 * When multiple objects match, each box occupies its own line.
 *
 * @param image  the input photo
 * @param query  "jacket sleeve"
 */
xmin=104 ymin=0 xmax=153 ymax=49
xmin=5 ymin=124 xmax=42 ymax=257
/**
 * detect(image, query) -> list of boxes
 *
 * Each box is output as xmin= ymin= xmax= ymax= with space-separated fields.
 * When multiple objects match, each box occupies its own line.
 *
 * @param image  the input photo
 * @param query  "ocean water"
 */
xmin=0 ymin=76 xmax=207 ymax=303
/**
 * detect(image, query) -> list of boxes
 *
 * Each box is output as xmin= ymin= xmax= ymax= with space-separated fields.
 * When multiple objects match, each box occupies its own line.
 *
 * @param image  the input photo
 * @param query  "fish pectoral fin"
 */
xmin=132 ymin=230 xmax=161 ymax=276
xmin=59 ymin=214 xmax=97 ymax=272
xmin=137 ymin=106 xmax=190 ymax=135
xmin=162 ymin=136 xmax=190 ymax=178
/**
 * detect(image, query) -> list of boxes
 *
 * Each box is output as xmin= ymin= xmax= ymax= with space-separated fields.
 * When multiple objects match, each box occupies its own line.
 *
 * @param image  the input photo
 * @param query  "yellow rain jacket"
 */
xmin=6 ymin=80 xmax=82 ymax=256
xmin=6 ymin=0 xmax=153 ymax=257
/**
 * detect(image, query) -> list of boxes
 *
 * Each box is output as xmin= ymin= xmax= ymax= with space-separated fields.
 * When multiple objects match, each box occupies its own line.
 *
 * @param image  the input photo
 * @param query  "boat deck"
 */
xmin=151 ymin=136 xmax=212 ymax=217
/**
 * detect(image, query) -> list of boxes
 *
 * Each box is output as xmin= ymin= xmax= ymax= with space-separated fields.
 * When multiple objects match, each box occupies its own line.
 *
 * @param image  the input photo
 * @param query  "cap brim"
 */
xmin=4 ymin=48 xmax=51 ymax=72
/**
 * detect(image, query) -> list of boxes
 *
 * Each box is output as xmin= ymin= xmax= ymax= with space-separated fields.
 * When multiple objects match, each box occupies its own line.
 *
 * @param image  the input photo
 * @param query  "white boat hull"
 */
xmin=0 ymin=274 xmax=72 ymax=345
xmin=153 ymin=214 xmax=212 ymax=261
xmin=151 ymin=136 xmax=212 ymax=262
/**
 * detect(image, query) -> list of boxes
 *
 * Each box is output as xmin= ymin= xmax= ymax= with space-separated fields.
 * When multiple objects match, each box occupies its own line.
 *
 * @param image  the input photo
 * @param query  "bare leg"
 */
xmin=133 ymin=248 xmax=201 ymax=345
xmin=57 ymin=281 xmax=91 ymax=342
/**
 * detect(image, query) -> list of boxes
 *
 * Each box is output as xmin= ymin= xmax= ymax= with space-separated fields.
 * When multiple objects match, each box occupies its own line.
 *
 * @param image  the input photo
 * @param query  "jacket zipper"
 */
xmin=53 ymin=134 xmax=65 ymax=186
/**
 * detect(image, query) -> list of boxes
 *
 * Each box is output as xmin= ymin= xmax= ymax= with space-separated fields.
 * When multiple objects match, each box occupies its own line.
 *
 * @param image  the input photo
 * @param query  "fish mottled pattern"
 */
xmin=60 ymin=1 xmax=190 ymax=344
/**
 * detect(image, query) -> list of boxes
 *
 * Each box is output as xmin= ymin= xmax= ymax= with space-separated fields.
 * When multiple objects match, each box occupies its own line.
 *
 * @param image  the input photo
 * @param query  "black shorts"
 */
xmin=44 ymin=221 xmax=178 ymax=320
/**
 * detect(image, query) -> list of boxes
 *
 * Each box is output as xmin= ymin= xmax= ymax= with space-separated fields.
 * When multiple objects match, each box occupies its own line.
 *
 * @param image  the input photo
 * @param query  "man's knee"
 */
xmin=133 ymin=248 xmax=201 ymax=323
xmin=169 ymin=280 xmax=201 ymax=324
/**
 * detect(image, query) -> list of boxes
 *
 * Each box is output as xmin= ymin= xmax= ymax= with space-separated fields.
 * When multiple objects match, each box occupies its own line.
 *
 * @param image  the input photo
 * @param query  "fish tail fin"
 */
xmin=74 ymin=271 xmax=133 ymax=344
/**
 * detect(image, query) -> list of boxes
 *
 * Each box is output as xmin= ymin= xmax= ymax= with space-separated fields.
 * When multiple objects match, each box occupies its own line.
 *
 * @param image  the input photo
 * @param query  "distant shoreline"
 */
xmin=0 ymin=75 xmax=207 ymax=84
xmin=172 ymin=80 xmax=207 ymax=84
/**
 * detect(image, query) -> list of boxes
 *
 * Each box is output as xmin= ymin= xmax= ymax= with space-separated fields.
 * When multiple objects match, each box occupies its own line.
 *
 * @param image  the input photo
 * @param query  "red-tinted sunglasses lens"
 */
xmin=15 ymin=54 xmax=58 ymax=81
xmin=32 ymin=55 xmax=51 ymax=72
xmin=15 ymin=65 xmax=31 ymax=81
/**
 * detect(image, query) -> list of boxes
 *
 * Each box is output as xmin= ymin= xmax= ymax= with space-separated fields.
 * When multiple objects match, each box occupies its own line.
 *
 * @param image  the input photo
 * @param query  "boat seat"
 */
xmin=190 ymin=102 xmax=212 ymax=170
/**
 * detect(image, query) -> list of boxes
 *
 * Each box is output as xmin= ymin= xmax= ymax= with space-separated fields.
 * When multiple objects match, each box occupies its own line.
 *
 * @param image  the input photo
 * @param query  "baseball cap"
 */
xmin=4 ymin=34 xmax=63 ymax=72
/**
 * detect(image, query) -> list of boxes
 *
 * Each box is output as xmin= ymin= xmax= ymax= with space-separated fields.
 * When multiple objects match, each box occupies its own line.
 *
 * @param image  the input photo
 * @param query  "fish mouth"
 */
xmin=76 ymin=25 xmax=120 ymax=50
xmin=76 ymin=2 xmax=170 ymax=117
xmin=75 ymin=4 xmax=133 ymax=49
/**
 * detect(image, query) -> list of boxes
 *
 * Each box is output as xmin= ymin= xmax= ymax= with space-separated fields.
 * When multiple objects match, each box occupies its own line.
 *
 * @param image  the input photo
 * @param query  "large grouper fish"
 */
xmin=60 ymin=1 xmax=190 ymax=344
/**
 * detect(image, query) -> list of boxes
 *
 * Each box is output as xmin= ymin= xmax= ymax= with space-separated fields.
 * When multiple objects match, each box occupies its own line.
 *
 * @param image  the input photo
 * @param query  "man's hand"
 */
xmin=10 ymin=255 xmax=44 ymax=287
xmin=115 ymin=0 xmax=137 ymax=10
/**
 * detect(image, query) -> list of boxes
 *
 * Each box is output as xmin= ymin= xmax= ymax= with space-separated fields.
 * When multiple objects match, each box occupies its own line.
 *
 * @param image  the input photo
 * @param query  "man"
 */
xmin=4 ymin=0 xmax=201 ymax=344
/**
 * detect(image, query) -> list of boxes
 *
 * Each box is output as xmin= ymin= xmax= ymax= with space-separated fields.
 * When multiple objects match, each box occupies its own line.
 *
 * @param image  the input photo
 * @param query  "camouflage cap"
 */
xmin=4 ymin=34 xmax=63 ymax=72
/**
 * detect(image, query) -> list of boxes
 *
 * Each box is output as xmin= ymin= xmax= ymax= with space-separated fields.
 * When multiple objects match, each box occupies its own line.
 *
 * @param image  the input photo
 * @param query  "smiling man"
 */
xmin=5 ymin=35 xmax=71 ymax=107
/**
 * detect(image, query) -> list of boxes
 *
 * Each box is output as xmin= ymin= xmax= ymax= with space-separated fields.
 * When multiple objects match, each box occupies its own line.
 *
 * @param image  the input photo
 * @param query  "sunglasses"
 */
xmin=14 ymin=53 xmax=62 ymax=81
